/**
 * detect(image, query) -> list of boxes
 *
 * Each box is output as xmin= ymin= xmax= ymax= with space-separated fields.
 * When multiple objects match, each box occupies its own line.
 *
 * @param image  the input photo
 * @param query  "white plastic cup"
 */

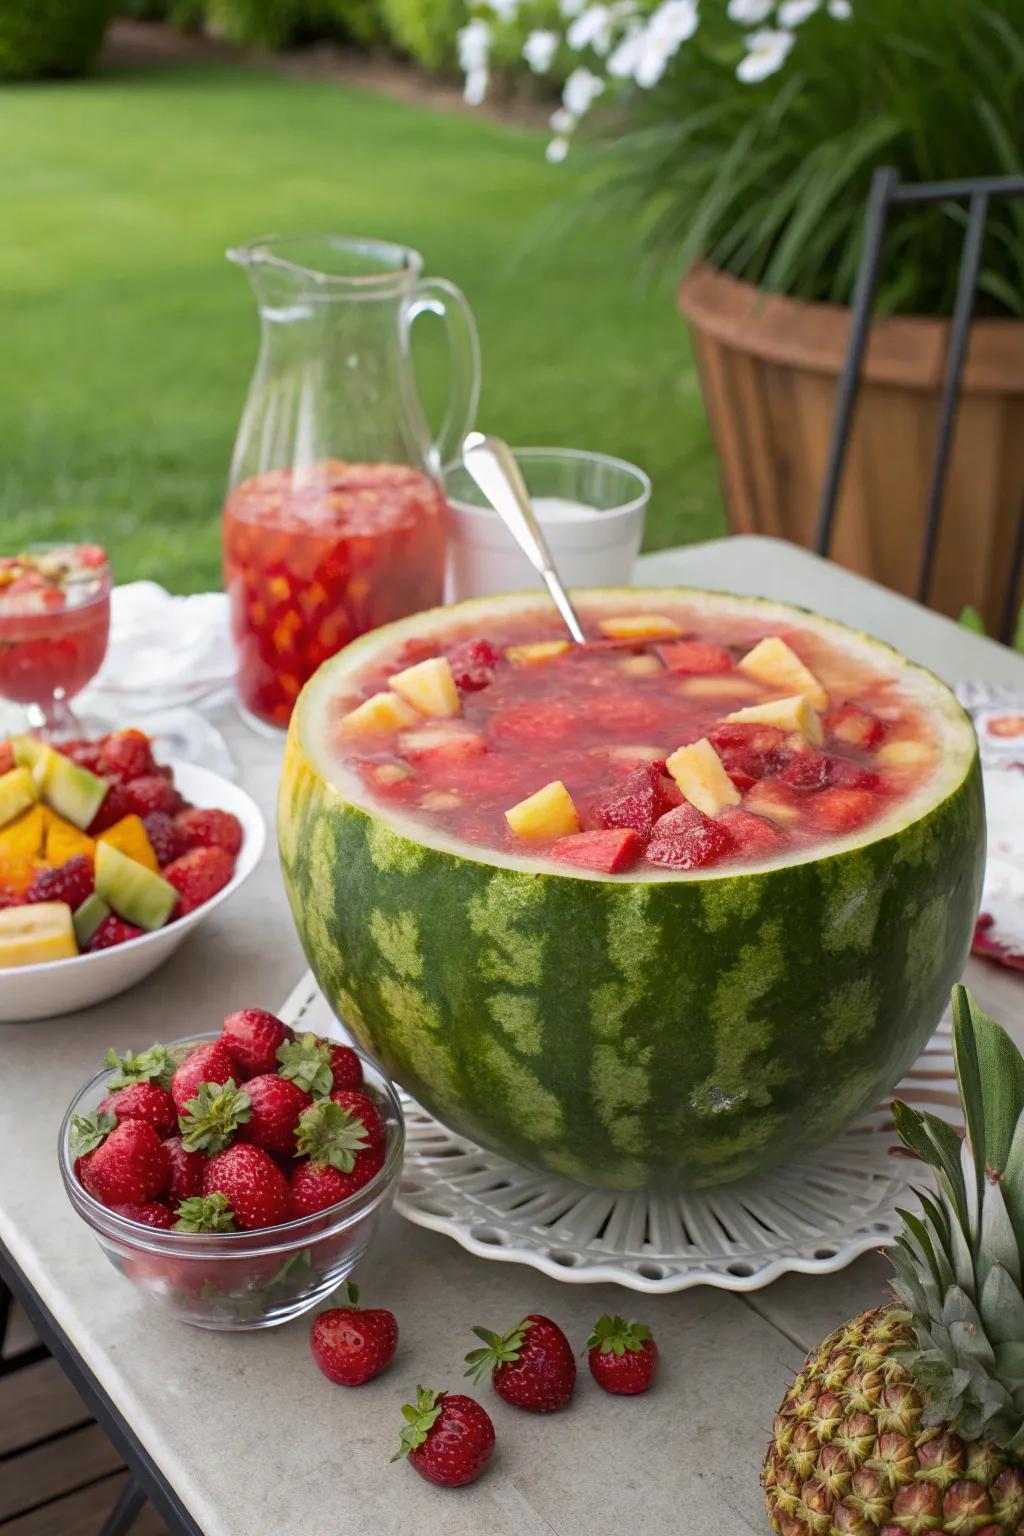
xmin=443 ymin=446 xmax=650 ymax=601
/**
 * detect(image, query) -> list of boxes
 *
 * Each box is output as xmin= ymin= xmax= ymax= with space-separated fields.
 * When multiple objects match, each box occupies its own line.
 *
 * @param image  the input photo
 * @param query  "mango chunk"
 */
xmin=506 ymin=641 xmax=571 ymax=666
xmin=619 ymin=654 xmax=662 ymax=677
xmin=339 ymin=690 xmax=421 ymax=735
xmin=388 ymin=656 xmax=460 ymax=719
xmin=598 ymin=614 xmax=683 ymax=641
xmin=97 ymin=815 xmax=158 ymax=872
xmin=505 ymin=781 xmax=580 ymax=841
xmin=0 ymin=901 xmax=77 ymax=968
xmin=677 ymin=675 xmax=765 ymax=701
xmin=665 ymin=738 xmax=741 ymax=818
xmin=737 ymin=637 xmax=828 ymax=711
xmin=45 ymin=814 xmax=96 ymax=865
xmin=875 ymin=738 xmax=935 ymax=768
xmin=0 ymin=850 xmax=45 ymax=899
xmin=723 ymin=695 xmax=824 ymax=746
xmin=0 ymin=802 xmax=49 ymax=858
xmin=0 ymin=766 xmax=38 ymax=829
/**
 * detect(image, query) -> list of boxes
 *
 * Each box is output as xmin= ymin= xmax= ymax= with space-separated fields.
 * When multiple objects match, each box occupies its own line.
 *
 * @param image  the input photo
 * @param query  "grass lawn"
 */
xmin=0 ymin=58 xmax=723 ymax=593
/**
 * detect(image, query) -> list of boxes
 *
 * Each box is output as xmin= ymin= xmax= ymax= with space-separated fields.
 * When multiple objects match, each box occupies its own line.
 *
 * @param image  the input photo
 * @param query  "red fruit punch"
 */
xmin=549 ymin=828 xmax=640 ymax=873
xmin=656 ymin=639 xmax=733 ymax=674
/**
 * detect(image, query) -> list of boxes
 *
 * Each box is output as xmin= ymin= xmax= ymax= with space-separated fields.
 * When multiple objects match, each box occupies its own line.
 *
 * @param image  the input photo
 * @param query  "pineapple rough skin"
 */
xmin=763 ymin=1307 xmax=1024 ymax=1535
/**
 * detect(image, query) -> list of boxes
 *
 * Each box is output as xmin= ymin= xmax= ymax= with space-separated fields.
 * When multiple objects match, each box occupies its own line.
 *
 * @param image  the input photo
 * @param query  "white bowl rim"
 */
xmin=2 ymin=758 xmax=266 ymax=980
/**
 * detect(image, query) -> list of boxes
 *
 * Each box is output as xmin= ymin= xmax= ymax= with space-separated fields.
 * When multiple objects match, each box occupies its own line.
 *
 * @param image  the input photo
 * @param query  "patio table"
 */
xmin=1 ymin=534 xmax=1022 ymax=1536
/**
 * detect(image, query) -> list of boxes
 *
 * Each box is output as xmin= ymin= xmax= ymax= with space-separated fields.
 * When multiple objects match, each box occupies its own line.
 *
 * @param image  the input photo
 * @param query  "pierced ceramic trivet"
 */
xmin=278 ymin=972 xmax=958 ymax=1295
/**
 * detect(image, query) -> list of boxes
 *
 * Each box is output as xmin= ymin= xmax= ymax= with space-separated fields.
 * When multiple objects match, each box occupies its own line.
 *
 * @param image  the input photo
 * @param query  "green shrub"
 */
xmin=0 ymin=0 xmax=114 ymax=78
xmin=380 ymin=0 xmax=467 ymax=69
xmin=210 ymin=0 xmax=384 ymax=48
xmin=116 ymin=0 xmax=170 ymax=19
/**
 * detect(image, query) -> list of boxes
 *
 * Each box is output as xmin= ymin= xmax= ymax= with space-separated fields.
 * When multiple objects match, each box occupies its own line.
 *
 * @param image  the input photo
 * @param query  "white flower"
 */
xmin=463 ymin=65 xmax=489 ymax=104
xmin=563 ymin=65 xmax=606 ymax=116
xmin=737 ymin=26 xmax=794 ymax=80
xmin=560 ymin=0 xmax=587 ymax=16
xmin=486 ymin=0 xmax=521 ymax=20
xmin=625 ymin=0 xmax=700 ymax=89
xmin=827 ymin=0 xmax=851 ymax=15
xmin=546 ymin=136 xmax=571 ymax=163
xmin=607 ymin=21 xmax=645 ymax=76
xmin=727 ymin=0 xmax=774 ymax=21
xmin=522 ymin=28 xmax=559 ymax=72
xmin=778 ymin=0 xmax=818 ymax=23
xmin=550 ymin=106 xmax=576 ymax=133
xmin=567 ymin=4 xmax=614 ymax=54
xmin=457 ymin=17 xmax=491 ymax=72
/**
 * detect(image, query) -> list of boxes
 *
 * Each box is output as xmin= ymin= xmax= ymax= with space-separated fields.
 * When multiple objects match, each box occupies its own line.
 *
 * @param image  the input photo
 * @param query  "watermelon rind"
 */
xmin=279 ymin=589 xmax=984 ymax=1190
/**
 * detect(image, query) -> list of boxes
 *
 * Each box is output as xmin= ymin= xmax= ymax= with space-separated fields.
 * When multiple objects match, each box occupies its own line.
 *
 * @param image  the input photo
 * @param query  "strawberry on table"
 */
xmin=238 ymin=1074 xmax=311 ymax=1155
xmin=465 ymin=1313 xmax=575 ymax=1413
xmin=175 ymin=807 xmax=243 ymax=857
xmin=310 ymin=1282 xmax=398 ymax=1386
xmin=392 ymin=1387 xmax=495 ymax=1488
xmin=221 ymin=1006 xmax=290 ymax=1079
xmin=169 ymin=1039 xmax=236 ymax=1114
xmin=163 ymin=846 xmax=235 ymax=916
xmin=587 ymin=1315 xmax=659 ymax=1395
xmin=201 ymin=1143 xmax=290 ymax=1230
xmin=111 ymin=1201 xmax=175 ymax=1229
xmin=77 ymin=1120 xmax=171 ymax=1207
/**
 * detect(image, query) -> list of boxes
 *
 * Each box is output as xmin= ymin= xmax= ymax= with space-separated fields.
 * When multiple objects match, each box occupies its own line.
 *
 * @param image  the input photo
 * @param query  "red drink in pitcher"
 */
xmin=223 ymin=460 xmax=446 ymax=729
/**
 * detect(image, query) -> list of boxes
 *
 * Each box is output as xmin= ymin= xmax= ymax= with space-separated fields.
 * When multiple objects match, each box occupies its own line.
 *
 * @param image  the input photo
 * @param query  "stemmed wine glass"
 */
xmin=0 ymin=543 xmax=112 ymax=740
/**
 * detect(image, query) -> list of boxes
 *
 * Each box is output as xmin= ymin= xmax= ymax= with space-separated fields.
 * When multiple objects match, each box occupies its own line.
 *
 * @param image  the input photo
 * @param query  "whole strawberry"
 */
xmin=311 ymin=1282 xmax=397 ymax=1386
xmin=100 ymin=729 xmax=156 ymax=782
xmin=177 ymin=1078 xmax=252 ymax=1154
xmin=202 ymin=1143 xmax=289 ymax=1230
xmin=289 ymin=1149 xmax=385 ymax=1217
xmin=77 ymin=1120 xmax=170 ymax=1207
xmin=123 ymin=774 xmax=181 ymax=819
xmin=26 ymin=854 xmax=94 ymax=908
xmin=170 ymin=1039 xmax=235 ymax=1113
xmin=586 ymin=1315 xmax=659 ymax=1395
xmin=111 ymin=1201 xmax=175 ymax=1229
xmin=222 ymin=1007 xmax=289 ymax=1078
xmin=238 ymin=1074 xmax=311 ymax=1154
xmin=327 ymin=1042 xmax=363 ymax=1092
xmin=163 ymin=845 xmax=235 ymax=915
xmin=99 ymin=1081 xmax=177 ymax=1137
xmin=393 ymin=1387 xmax=495 ymax=1487
xmin=288 ymin=1099 xmax=385 ymax=1217
xmin=164 ymin=1133 xmax=207 ymax=1203
xmin=465 ymin=1314 xmax=575 ymax=1413
xmin=329 ymin=1088 xmax=385 ymax=1151
xmin=175 ymin=807 xmax=243 ymax=857
xmin=88 ymin=781 xmax=132 ymax=835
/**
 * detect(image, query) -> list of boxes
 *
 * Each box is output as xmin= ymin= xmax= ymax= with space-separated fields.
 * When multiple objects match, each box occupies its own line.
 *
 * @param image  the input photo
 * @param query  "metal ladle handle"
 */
xmin=460 ymin=432 xmax=586 ymax=643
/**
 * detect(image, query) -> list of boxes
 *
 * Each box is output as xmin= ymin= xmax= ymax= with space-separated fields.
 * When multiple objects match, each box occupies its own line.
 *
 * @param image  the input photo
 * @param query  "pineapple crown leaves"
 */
xmin=890 ymin=984 xmax=1024 ymax=1450
xmin=173 ymin=1192 xmax=237 ymax=1233
xmin=70 ymin=1110 xmax=116 ymax=1156
xmin=276 ymin=1033 xmax=333 ymax=1098
xmin=586 ymin=1314 xmax=652 ymax=1356
xmin=391 ymin=1387 xmax=445 ymax=1462
xmin=104 ymin=1043 xmax=173 ymax=1091
xmin=464 ymin=1321 xmax=528 ymax=1382
xmin=294 ymin=1099 xmax=367 ymax=1172
xmin=178 ymin=1079 xmax=252 ymax=1154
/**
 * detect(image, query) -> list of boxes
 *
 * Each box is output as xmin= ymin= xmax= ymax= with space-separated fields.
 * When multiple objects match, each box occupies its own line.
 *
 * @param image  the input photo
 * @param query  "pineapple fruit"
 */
xmin=723 ymin=694 xmax=824 ymax=746
xmin=665 ymin=738 xmax=740 ymax=818
xmin=339 ymin=690 xmax=421 ymax=735
xmin=763 ymin=985 xmax=1024 ymax=1535
xmin=505 ymin=781 xmax=580 ymax=840
xmin=738 ymin=636 xmax=828 ymax=710
xmin=506 ymin=641 xmax=571 ymax=666
xmin=388 ymin=656 xmax=460 ymax=718
xmin=598 ymin=613 xmax=684 ymax=640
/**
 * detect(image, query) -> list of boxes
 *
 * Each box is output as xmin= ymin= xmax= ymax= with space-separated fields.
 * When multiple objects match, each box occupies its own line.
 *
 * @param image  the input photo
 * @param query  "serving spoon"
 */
xmin=460 ymin=431 xmax=587 ymax=643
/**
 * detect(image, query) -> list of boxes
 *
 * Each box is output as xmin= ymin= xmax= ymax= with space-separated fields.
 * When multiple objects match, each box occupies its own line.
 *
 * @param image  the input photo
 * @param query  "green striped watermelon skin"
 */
xmin=279 ymin=728 xmax=984 ymax=1191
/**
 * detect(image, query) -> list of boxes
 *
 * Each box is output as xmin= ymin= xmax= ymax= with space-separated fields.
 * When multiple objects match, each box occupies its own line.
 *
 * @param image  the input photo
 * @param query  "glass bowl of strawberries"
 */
xmin=59 ymin=1011 xmax=405 ymax=1330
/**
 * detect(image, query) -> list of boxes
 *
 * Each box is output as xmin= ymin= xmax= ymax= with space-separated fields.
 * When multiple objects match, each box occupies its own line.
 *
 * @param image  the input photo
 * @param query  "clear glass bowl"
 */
xmin=58 ymin=1032 xmax=405 ymax=1330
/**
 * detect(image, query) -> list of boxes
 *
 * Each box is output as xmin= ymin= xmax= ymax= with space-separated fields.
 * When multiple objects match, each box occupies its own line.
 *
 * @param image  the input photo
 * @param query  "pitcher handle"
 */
xmin=403 ymin=278 xmax=481 ymax=472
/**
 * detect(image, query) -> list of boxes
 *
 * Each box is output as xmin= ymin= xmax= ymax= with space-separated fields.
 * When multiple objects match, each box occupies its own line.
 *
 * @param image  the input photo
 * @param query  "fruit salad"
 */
xmin=223 ymin=459 xmax=446 ymax=730
xmin=0 ymin=544 xmax=111 ymax=711
xmin=327 ymin=607 xmax=941 ymax=875
xmin=0 ymin=730 xmax=243 ymax=967
xmin=62 ymin=1014 xmax=402 ymax=1327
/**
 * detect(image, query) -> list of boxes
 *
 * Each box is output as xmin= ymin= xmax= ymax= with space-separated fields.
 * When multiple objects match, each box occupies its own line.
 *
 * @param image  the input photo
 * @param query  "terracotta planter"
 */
xmin=678 ymin=262 xmax=1024 ymax=632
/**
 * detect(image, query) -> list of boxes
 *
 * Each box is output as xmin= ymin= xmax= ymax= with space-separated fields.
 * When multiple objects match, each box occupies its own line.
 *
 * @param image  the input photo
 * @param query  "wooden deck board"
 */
xmin=0 ymin=1358 xmax=91 ymax=1457
xmin=1 ymin=1472 xmax=168 ymax=1536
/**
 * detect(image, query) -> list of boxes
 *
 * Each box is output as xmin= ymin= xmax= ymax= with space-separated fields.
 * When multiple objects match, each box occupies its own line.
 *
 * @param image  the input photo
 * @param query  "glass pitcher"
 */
xmin=222 ymin=234 xmax=480 ymax=731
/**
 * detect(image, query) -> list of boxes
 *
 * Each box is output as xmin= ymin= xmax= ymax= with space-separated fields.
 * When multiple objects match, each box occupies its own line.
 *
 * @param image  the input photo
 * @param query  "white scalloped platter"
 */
xmin=278 ymin=973 xmax=958 ymax=1295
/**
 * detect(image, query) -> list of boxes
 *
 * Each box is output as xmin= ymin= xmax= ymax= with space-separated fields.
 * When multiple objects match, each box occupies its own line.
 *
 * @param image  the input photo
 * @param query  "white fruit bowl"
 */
xmin=0 ymin=761 xmax=266 ymax=1023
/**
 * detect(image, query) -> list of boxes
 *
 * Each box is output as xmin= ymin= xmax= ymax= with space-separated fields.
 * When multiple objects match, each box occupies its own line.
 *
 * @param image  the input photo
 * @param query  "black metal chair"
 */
xmin=815 ymin=166 xmax=1024 ymax=644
